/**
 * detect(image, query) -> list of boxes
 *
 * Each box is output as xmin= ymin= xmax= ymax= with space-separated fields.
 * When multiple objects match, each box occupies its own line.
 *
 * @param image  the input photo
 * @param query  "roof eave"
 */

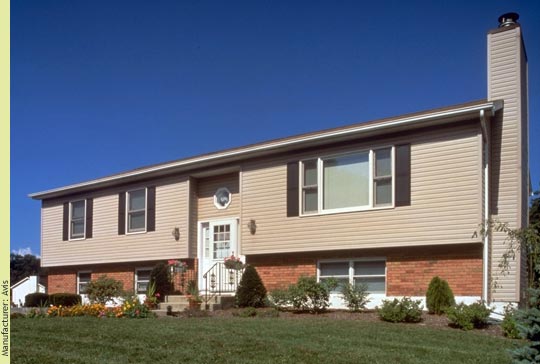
xmin=29 ymin=100 xmax=500 ymax=200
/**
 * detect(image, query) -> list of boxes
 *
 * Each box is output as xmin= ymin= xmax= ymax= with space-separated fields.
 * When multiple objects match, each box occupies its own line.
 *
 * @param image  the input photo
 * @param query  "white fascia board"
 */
xmin=29 ymin=101 xmax=498 ymax=200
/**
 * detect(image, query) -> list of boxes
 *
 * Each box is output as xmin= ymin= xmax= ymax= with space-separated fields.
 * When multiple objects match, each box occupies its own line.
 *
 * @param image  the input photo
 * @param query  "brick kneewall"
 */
xmin=247 ymin=255 xmax=316 ymax=291
xmin=248 ymin=244 xmax=483 ymax=297
xmin=46 ymin=259 xmax=198 ymax=295
xmin=47 ymin=269 xmax=77 ymax=294
xmin=386 ymin=246 xmax=483 ymax=296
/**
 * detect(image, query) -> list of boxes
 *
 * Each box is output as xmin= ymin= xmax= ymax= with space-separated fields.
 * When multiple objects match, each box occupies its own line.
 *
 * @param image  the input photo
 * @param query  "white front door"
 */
xmin=199 ymin=219 xmax=238 ymax=291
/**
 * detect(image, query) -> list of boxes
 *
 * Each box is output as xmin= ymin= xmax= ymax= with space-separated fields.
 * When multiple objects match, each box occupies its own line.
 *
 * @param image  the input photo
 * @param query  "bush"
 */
xmin=268 ymin=277 xmax=336 ymax=313
xmin=341 ymin=282 xmax=370 ymax=312
xmin=236 ymin=265 xmax=267 ymax=308
xmin=150 ymin=262 xmax=173 ymax=302
xmin=511 ymin=287 xmax=540 ymax=362
xmin=24 ymin=293 xmax=49 ymax=307
xmin=85 ymin=275 xmax=123 ymax=305
xmin=288 ymin=276 xmax=337 ymax=313
xmin=446 ymin=302 xmax=491 ymax=330
xmin=378 ymin=297 xmax=423 ymax=323
xmin=49 ymin=293 xmax=82 ymax=307
xmin=268 ymin=289 xmax=290 ymax=310
xmin=426 ymin=276 xmax=455 ymax=315
xmin=501 ymin=305 xmax=521 ymax=339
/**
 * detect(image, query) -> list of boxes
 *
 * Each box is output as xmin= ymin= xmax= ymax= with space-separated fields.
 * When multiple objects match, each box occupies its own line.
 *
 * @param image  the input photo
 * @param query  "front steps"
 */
xmin=152 ymin=294 xmax=236 ymax=317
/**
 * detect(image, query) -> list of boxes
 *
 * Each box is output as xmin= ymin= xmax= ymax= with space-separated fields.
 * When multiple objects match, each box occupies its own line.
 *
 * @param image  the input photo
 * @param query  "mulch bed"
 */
xmin=169 ymin=308 xmax=505 ymax=338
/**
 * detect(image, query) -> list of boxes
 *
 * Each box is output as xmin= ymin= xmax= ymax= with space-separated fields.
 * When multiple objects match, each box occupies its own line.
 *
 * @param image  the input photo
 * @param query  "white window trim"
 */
xmin=77 ymin=271 xmax=92 ymax=295
xmin=317 ymin=258 xmax=387 ymax=295
xmin=126 ymin=188 xmax=147 ymax=234
xmin=69 ymin=199 xmax=86 ymax=241
xmin=299 ymin=146 xmax=395 ymax=216
xmin=135 ymin=267 xmax=153 ymax=294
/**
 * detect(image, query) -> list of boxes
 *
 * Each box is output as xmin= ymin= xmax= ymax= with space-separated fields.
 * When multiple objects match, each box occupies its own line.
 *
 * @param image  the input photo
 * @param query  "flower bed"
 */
xmin=46 ymin=297 xmax=155 ymax=318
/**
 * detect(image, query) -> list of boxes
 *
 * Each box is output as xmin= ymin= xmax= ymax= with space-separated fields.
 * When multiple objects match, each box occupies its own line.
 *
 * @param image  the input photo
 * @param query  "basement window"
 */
xmin=77 ymin=271 xmax=91 ymax=294
xmin=135 ymin=269 xmax=152 ymax=294
xmin=318 ymin=259 xmax=386 ymax=294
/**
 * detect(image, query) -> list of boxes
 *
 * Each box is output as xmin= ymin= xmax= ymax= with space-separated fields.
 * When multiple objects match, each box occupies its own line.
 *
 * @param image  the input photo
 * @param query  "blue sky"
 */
xmin=11 ymin=1 xmax=540 ymax=256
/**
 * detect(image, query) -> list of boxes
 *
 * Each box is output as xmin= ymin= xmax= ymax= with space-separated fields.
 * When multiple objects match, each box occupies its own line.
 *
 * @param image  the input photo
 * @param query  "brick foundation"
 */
xmin=47 ymin=259 xmax=197 ymax=295
xmin=46 ymin=244 xmax=482 ymax=299
xmin=247 ymin=244 xmax=483 ymax=296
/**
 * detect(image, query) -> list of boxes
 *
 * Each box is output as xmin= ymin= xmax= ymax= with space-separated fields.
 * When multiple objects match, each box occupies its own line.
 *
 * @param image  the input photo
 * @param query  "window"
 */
xmin=135 ymin=269 xmax=152 ymax=294
xmin=301 ymin=147 xmax=393 ymax=214
xmin=214 ymin=187 xmax=232 ymax=209
xmin=70 ymin=200 xmax=86 ymax=239
xmin=318 ymin=259 xmax=386 ymax=294
xmin=302 ymin=160 xmax=318 ymax=213
xmin=78 ymin=272 xmax=91 ymax=294
xmin=127 ymin=189 xmax=146 ymax=233
xmin=373 ymin=149 xmax=392 ymax=206
xmin=213 ymin=224 xmax=231 ymax=259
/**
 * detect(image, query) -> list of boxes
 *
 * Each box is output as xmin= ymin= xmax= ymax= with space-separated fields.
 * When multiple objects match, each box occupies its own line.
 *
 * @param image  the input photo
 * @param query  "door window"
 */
xmin=213 ymin=224 xmax=231 ymax=259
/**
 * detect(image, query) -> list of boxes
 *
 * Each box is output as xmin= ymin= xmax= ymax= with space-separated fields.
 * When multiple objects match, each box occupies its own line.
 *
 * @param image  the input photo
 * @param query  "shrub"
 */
xmin=288 ymin=276 xmax=337 ymax=313
xmin=511 ymin=287 xmax=540 ymax=362
xmin=150 ymin=262 xmax=173 ymax=302
xmin=426 ymin=276 xmax=455 ymax=315
xmin=49 ymin=293 xmax=82 ymax=307
xmin=268 ymin=289 xmax=290 ymax=310
xmin=236 ymin=265 xmax=267 ymax=308
xmin=378 ymin=297 xmax=423 ymax=323
xmin=24 ymin=292 xmax=49 ymax=307
xmin=341 ymin=282 xmax=370 ymax=312
xmin=85 ymin=275 xmax=123 ymax=305
xmin=501 ymin=305 xmax=521 ymax=339
xmin=446 ymin=301 xmax=491 ymax=330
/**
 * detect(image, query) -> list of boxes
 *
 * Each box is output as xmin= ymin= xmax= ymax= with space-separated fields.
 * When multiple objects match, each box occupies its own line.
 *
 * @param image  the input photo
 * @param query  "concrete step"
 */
xmin=153 ymin=309 xmax=169 ymax=318
xmin=158 ymin=302 xmax=189 ymax=311
xmin=164 ymin=295 xmax=189 ymax=304
xmin=153 ymin=294 xmax=237 ymax=313
xmin=203 ymin=295 xmax=236 ymax=311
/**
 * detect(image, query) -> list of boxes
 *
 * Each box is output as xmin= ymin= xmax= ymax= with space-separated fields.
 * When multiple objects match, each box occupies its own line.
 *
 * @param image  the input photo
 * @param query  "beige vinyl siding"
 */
xmin=196 ymin=173 xmax=240 ymax=221
xmin=488 ymin=26 xmax=527 ymax=301
xmin=188 ymin=177 xmax=198 ymax=257
xmin=240 ymin=123 xmax=483 ymax=255
xmin=41 ymin=176 xmax=189 ymax=267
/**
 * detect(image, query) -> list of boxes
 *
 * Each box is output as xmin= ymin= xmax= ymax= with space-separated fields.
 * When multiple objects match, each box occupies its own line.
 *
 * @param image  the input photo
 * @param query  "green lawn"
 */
xmin=12 ymin=316 xmax=514 ymax=364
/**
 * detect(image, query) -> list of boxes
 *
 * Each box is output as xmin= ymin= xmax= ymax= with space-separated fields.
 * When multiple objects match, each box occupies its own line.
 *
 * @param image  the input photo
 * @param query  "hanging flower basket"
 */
xmin=224 ymin=255 xmax=244 ymax=270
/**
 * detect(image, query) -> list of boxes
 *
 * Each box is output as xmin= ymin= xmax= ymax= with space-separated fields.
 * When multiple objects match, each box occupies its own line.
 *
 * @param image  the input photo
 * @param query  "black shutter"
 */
xmin=287 ymin=162 xmax=299 ymax=217
xmin=118 ymin=192 xmax=126 ymax=235
xmin=395 ymin=144 xmax=411 ymax=207
xmin=62 ymin=202 xmax=69 ymax=241
xmin=85 ymin=198 xmax=93 ymax=239
xmin=147 ymin=186 xmax=156 ymax=232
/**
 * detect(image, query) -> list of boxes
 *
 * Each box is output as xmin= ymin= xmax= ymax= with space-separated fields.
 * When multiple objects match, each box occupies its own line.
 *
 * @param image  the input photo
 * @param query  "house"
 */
xmin=30 ymin=14 xmax=529 ymax=310
xmin=11 ymin=276 xmax=46 ymax=307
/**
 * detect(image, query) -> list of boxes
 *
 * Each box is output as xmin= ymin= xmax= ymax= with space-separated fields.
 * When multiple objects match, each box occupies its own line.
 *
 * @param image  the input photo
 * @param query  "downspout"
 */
xmin=480 ymin=109 xmax=490 ymax=303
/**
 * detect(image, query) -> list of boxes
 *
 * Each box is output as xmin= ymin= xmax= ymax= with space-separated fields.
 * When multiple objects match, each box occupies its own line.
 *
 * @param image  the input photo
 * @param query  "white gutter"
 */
xmin=30 ymin=101 xmax=500 ymax=200
xmin=480 ymin=109 xmax=490 ymax=303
